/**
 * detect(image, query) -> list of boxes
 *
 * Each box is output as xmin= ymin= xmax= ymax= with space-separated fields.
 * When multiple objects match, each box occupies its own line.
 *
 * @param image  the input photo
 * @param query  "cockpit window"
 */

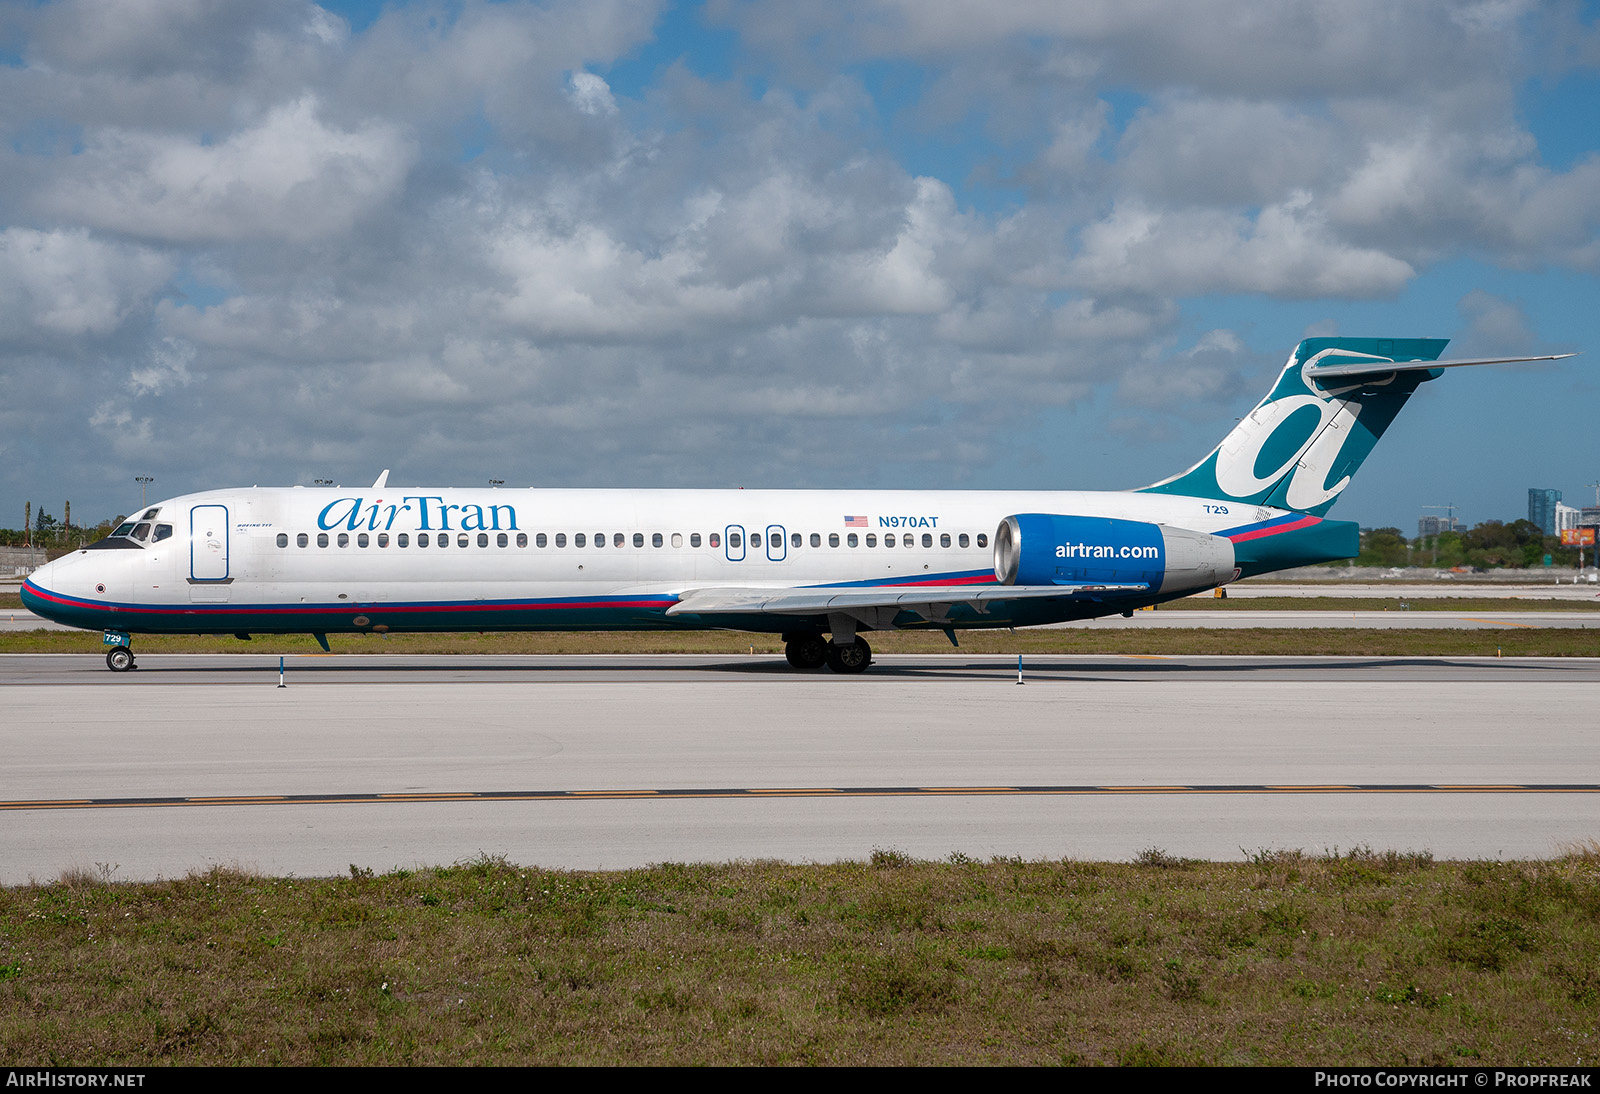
xmin=141 ymin=508 xmax=160 ymax=521
xmin=152 ymin=524 xmax=173 ymax=543
xmin=131 ymin=523 xmax=152 ymax=541
xmin=112 ymin=522 xmax=137 ymax=538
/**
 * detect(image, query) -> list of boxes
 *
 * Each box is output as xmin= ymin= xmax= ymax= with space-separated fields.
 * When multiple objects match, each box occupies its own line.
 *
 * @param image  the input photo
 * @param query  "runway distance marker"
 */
xmin=5 ymin=784 xmax=1600 ymax=812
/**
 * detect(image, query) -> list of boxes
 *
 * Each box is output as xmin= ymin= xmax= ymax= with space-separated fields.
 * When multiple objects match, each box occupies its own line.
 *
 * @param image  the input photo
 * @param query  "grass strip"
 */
xmin=3 ymin=628 xmax=1600 ymax=657
xmin=6 ymin=591 xmax=1600 ymax=614
xmin=4 ymin=848 xmax=1599 ymax=1065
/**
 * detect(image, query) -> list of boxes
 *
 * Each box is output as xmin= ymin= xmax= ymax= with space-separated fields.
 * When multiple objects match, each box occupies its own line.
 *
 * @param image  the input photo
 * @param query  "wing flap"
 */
xmin=666 ymin=583 xmax=1148 ymax=618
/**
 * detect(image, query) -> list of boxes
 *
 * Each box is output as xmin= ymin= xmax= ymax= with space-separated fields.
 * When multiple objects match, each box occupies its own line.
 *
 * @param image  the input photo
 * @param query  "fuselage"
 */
xmin=20 ymin=484 xmax=1336 ymax=638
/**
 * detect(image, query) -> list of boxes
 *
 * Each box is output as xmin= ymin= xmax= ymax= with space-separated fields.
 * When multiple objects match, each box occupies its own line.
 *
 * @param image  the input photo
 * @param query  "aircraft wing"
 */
xmin=665 ymin=583 xmax=1147 ymax=619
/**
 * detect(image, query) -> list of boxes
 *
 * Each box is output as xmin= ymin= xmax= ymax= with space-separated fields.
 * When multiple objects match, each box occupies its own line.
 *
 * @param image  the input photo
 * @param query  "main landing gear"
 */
xmin=825 ymin=637 xmax=872 ymax=675
xmin=784 ymin=632 xmax=871 ymax=674
xmin=783 ymin=633 xmax=828 ymax=670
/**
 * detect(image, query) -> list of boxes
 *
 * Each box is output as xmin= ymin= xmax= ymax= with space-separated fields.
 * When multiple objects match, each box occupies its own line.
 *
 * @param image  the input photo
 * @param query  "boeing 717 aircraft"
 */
xmin=22 ymin=337 xmax=1573 ymax=673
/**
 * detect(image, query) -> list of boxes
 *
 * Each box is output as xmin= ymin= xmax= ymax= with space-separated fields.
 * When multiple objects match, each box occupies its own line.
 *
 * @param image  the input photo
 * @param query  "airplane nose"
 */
xmin=19 ymin=558 xmax=57 ymax=612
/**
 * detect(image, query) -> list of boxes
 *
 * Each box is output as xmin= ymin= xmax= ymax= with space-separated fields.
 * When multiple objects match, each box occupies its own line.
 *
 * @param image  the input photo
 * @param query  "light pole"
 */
xmin=135 ymin=476 xmax=154 ymax=508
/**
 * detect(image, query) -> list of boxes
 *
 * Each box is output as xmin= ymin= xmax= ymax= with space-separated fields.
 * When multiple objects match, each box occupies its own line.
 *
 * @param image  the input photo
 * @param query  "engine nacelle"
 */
xmin=994 ymin=513 xmax=1236 ymax=594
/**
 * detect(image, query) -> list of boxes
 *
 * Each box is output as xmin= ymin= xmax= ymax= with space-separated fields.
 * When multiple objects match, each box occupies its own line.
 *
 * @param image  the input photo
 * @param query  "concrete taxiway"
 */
xmin=2 ymin=652 xmax=1598 ymax=882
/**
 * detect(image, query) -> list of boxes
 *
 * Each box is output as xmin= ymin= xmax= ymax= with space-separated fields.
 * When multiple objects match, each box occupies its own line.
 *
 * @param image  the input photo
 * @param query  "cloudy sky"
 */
xmin=3 ymin=0 xmax=1598 ymax=534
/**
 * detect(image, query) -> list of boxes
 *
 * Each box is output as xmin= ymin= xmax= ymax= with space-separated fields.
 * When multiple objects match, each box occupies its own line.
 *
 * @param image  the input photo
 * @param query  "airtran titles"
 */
xmin=317 ymin=496 xmax=520 ymax=533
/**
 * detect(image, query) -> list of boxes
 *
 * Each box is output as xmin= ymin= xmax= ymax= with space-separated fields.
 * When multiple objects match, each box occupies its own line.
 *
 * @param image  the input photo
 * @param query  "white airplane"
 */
xmin=22 ymin=337 xmax=1573 ymax=673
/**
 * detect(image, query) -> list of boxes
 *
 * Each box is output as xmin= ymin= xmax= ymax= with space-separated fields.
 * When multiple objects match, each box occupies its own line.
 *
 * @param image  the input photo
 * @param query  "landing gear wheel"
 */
xmin=825 ymin=637 xmax=872 ymax=675
xmin=106 ymin=648 xmax=135 ymax=673
xmin=784 ymin=634 xmax=828 ymax=670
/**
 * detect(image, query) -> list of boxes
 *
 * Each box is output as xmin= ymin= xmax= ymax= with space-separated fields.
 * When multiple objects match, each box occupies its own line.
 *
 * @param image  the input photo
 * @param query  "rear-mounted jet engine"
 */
xmin=994 ymin=513 xmax=1235 ymax=595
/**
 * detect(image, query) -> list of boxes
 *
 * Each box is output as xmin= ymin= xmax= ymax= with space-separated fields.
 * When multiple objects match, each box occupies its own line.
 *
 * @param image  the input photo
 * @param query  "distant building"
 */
xmin=1556 ymin=503 xmax=1581 ymax=533
xmin=1418 ymin=515 xmax=1463 ymax=538
xmin=1529 ymin=488 xmax=1563 ymax=535
xmin=1583 ymin=506 xmax=1600 ymax=528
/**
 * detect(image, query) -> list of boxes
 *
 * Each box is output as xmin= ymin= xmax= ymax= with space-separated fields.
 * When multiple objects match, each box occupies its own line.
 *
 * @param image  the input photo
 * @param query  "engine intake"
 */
xmin=995 ymin=513 xmax=1236 ymax=594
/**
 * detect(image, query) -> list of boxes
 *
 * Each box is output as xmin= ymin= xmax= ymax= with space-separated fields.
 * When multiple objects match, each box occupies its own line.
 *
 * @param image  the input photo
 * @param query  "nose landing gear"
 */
xmin=103 ymin=631 xmax=135 ymax=672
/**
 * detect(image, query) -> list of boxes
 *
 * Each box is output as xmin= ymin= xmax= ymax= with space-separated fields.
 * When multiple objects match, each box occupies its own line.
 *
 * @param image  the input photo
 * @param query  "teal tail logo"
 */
xmin=1140 ymin=337 xmax=1449 ymax=516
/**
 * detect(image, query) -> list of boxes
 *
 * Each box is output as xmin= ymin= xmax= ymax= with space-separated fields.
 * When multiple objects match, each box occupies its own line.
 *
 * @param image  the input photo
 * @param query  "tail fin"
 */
xmin=1141 ymin=337 xmax=1451 ymax=516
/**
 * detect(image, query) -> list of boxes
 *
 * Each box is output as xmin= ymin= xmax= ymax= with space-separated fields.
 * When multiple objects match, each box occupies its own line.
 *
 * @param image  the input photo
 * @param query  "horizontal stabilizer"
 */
xmin=667 ymin=583 xmax=1147 ymax=618
xmin=1305 ymin=352 xmax=1575 ymax=382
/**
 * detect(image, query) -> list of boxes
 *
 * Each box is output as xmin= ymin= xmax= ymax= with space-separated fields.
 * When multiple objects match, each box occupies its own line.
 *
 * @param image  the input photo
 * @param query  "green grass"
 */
xmin=4 ymin=848 xmax=1599 ymax=1065
xmin=1160 ymin=595 xmax=1600 ymax=612
xmin=3 ymin=627 xmax=1599 ymax=658
xmin=7 ymin=590 xmax=1598 ymax=614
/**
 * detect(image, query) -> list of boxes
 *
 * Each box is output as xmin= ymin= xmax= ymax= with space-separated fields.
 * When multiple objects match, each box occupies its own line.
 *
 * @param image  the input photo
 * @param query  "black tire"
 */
xmin=784 ymin=634 xmax=828 ymax=669
xmin=825 ymin=637 xmax=872 ymax=674
xmin=106 ymin=647 xmax=134 ymax=673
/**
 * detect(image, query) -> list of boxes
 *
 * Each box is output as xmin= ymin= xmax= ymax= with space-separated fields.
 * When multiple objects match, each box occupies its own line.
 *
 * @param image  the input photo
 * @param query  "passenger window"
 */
xmin=337 ymin=533 xmax=349 ymax=548
xmin=498 ymin=533 xmax=509 ymax=547
xmin=977 ymin=533 xmax=988 ymax=548
xmin=729 ymin=532 xmax=741 ymax=548
xmin=276 ymin=533 xmax=289 ymax=548
xmin=317 ymin=533 xmax=329 ymax=547
xmin=907 ymin=535 xmax=916 ymax=549
xmin=555 ymin=533 xmax=566 ymax=547
xmin=575 ymin=533 xmax=587 ymax=547
xmin=437 ymin=534 xmax=448 ymax=547
xmin=516 ymin=533 xmax=527 ymax=547
xmin=828 ymin=533 xmax=839 ymax=547
xmin=810 ymin=533 xmax=820 ymax=547
xmin=690 ymin=533 xmax=701 ymax=547
xmin=475 ymin=533 xmax=487 ymax=547
xmin=708 ymin=533 xmax=719 ymax=548
xmin=671 ymin=533 xmax=682 ymax=547
xmin=922 ymin=533 xmax=932 ymax=548
xmin=534 ymin=533 xmax=545 ymax=547
xmin=958 ymin=533 xmax=969 ymax=548
xmin=633 ymin=532 xmax=645 ymax=547
xmin=653 ymin=533 xmax=663 ymax=547
xmin=458 ymin=534 xmax=469 ymax=547
xmin=358 ymin=533 xmax=369 ymax=548
xmin=864 ymin=534 xmax=874 ymax=547
xmin=419 ymin=533 xmax=431 ymax=547
xmin=791 ymin=533 xmax=801 ymax=548
xmin=884 ymin=533 xmax=895 ymax=547
xmin=940 ymin=533 xmax=950 ymax=548
xmin=398 ymin=533 xmax=409 ymax=547
xmin=378 ymin=533 xmax=389 ymax=547
xmin=297 ymin=533 xmax=309 ymax=548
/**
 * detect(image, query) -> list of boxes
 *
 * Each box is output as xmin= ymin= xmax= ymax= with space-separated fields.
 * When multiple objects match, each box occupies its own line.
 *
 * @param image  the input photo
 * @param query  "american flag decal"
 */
xmin=844 ymin=515 xmax=868 ymax=527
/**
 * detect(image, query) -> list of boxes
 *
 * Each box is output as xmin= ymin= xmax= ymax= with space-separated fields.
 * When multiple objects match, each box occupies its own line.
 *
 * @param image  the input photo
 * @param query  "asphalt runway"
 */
xmin=3 ymin=652 xmax=1598 ymax=882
